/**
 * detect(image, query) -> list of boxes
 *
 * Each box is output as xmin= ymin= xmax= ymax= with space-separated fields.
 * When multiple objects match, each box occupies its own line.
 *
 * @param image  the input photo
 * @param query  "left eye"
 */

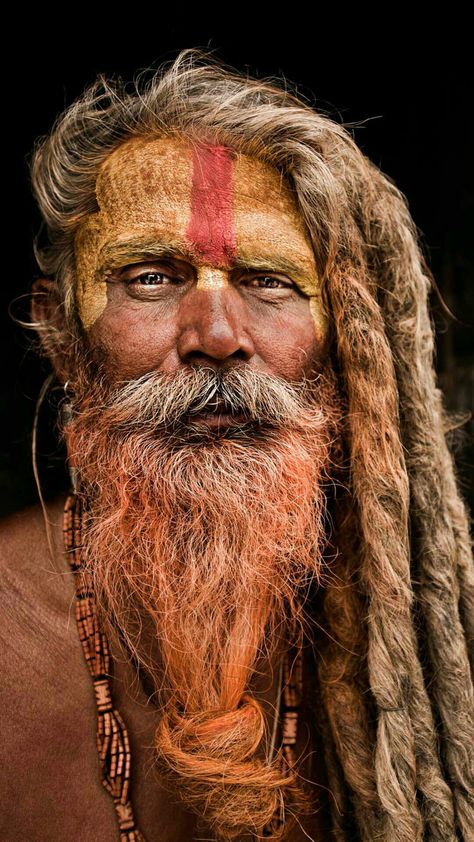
xmin=249 ymin=276 xmax=291 ymax=289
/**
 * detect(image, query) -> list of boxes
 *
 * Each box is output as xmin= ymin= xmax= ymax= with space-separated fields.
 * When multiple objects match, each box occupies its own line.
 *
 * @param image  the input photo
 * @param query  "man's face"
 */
xmin=74 ymin=134 xmax=329 ymax=393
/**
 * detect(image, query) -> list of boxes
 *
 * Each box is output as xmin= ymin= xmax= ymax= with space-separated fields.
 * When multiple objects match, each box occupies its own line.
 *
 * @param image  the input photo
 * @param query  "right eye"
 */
xmin=127 ymin=272 xmax=173 ymax=286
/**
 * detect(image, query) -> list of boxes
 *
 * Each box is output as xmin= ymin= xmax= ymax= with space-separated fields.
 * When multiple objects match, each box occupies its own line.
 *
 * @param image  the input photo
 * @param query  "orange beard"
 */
xmin=64 ymin=353 xmax=343 ymax=839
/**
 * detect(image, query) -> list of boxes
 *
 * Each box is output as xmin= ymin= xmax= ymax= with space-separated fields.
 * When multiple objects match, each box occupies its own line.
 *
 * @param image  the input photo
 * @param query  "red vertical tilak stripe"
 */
xmin=185 ymin=144 xmax=237 ymax=267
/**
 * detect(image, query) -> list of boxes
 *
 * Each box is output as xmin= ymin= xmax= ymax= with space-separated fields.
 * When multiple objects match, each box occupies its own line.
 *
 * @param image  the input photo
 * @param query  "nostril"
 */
xmin=184 ymin=348 xmax=249 ymax=366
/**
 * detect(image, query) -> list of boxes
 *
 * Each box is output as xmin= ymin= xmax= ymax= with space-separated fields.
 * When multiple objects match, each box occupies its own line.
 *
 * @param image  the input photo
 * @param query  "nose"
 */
xmin=176 ymin=284 xmax=255 ymax=366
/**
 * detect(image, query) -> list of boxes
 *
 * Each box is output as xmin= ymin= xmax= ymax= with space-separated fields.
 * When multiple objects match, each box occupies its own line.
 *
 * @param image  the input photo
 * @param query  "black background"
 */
xmin=2 ymin=19 xmax=472 ymax=517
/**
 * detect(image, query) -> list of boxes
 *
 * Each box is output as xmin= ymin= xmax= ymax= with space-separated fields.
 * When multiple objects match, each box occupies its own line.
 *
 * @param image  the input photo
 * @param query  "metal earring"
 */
xmin=68 ymin=463 xmax=80 ymax=495
xmin=62 ymin=381 xmax=79 ymax=493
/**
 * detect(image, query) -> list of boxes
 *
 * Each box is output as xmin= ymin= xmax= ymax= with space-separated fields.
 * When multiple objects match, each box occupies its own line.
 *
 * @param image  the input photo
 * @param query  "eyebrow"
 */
xmin=97 ymin=236 xmax=316 ymax=285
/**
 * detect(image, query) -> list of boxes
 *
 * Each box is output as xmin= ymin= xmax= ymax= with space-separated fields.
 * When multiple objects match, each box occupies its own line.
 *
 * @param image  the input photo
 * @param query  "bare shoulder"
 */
xmin=0 ymin=499 xmax=128 ymax=839
xmin=0 ymin=493 xmax=79 ymax=673
xmin=0 ymin=497 xmax=71 ymax=585
xmin=0 ymin=493 xmax=67 ymax=572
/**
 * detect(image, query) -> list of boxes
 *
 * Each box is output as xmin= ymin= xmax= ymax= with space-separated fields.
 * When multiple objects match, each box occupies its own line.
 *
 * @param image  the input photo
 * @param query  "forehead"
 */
xmin=93 ymin=134 xmax=315 ymax=264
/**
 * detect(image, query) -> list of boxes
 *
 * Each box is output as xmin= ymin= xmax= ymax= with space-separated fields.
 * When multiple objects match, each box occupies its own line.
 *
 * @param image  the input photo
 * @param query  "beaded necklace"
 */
xmin=63 ymin=493 xmax=302 ymax=840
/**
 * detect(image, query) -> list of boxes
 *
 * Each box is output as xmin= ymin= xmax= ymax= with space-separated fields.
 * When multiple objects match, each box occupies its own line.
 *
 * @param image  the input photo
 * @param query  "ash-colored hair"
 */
xmin=28 ymin=47 xmax=473 ymax=840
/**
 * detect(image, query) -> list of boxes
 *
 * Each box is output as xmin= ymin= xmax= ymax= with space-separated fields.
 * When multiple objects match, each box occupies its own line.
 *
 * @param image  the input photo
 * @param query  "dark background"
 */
xmin=2 ymin=20 xmax=473 ymax=517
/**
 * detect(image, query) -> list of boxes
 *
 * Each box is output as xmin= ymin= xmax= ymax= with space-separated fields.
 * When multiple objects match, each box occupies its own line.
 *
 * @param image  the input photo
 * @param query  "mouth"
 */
xmin=187 ymin=399 xmax=247 ymax=428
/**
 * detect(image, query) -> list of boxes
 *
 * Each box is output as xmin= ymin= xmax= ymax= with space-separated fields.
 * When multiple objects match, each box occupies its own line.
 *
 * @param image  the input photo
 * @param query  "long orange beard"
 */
xmin=64 ymin=355 xmax=343 ymax=838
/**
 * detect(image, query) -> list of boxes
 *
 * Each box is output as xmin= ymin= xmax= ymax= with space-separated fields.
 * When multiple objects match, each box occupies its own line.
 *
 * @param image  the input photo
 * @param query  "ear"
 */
xmin=30 ymin=278 xmax=70 ymax=384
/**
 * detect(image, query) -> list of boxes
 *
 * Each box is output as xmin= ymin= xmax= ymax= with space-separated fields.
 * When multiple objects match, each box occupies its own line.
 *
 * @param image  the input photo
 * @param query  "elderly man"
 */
xmin=1 ymin=48 xmax=473 ymax=842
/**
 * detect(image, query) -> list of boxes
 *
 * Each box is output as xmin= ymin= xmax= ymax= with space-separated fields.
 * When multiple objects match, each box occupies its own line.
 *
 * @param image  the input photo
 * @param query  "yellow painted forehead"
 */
xmin=74 ymin=135 xmax=327 ymax=337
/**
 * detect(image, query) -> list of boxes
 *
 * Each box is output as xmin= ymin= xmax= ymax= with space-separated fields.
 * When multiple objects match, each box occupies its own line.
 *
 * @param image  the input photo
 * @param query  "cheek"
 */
xmin=87 ymin=300 xmax=179 ymax=378
xmin=251 ymin=300 xmax=326 ymax=380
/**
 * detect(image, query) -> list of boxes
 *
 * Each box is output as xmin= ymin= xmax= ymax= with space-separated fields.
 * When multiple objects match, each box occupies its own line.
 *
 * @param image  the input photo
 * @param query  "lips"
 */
xmin=193 ymin=414 xmax=245 ymax=428
xmin=188 ymin=399 xmax=246 ymax=427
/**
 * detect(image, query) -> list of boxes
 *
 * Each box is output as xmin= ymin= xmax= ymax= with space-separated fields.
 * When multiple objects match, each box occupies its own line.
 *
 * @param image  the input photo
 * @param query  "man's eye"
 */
xmin=249 ymin=275 xmax=292 ymax=289
xmin=127 ymin=272 xmax=173 ymax=286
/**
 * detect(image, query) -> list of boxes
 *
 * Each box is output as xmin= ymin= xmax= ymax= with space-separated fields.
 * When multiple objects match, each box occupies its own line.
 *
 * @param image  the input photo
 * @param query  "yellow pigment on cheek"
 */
xmin=309 ymin=296 xmax=328 ymax=341
xmin=74 ymin=215 xmax=108 ymax=330
xmin=291 ymin=272 xmax=328 ymax=341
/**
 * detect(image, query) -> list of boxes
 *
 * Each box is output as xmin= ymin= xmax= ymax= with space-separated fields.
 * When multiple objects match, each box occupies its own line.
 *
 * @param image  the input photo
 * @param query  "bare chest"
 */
xmin=1 ymin=567 xmax=329 ymax=842
xmin=0 ymin=609 xmax=198 ymax=841
xmin=0 ymin=498 xmax=330 ymax=840
xmin=2 ymin=634 xmax=329 ymax=842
